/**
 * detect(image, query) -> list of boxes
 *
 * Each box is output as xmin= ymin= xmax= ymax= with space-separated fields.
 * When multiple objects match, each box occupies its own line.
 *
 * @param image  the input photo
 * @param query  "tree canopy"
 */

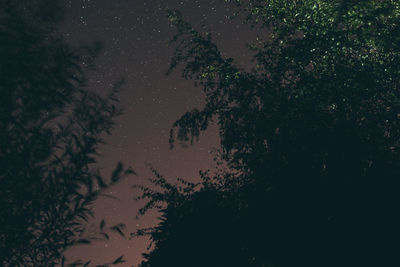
xmin=0 ymin=1 xmax=132 ymax=265
xmin=136 ymin=1 xmax=400 ymax=266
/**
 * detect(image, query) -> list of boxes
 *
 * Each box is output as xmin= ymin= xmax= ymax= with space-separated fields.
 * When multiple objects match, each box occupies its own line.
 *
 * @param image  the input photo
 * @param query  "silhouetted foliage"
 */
xmin=0 ymin=1 xmax=133 ymax=266
xmin=61 ymin=254 xmax=128 ymax=267
xmin=133 ymin=167 xmax=254 ymax=267
xmin=136 ymin=1 xmax=400 ymax=266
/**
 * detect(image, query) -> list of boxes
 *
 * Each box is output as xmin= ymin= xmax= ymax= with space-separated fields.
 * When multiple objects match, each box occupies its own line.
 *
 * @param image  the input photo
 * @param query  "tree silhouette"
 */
xmin=135 ymin=1 xmax=400 ymax=266
xmin=0 ymin=1 xmax=132 ymax=266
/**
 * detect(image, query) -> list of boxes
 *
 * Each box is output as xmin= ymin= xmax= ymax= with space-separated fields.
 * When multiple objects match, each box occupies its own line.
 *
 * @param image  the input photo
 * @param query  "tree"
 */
xmin=136 ymin=1 xmax=400 ymax=266
xmin=133 ymin=167 xmax=262 ymax=267
xmin=0 ymin=1 xmax=132 ymax=265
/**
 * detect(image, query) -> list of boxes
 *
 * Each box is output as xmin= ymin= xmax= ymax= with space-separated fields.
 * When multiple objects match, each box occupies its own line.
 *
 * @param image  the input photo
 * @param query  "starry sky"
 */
xmin=60 ymin=0 xmax=257 ymax=265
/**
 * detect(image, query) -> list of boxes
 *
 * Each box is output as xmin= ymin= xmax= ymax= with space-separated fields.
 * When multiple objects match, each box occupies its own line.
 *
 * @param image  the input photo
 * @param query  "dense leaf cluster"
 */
xmin=136 ymin=1 xmax=400 ymax=266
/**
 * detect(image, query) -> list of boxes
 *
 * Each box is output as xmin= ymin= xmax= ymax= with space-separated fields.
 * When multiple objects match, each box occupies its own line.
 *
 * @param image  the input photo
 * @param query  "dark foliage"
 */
xmin=135 ymin=1 xmax=400 ymax=266
xmin=0 ymin=1 xmax=133 ymax=266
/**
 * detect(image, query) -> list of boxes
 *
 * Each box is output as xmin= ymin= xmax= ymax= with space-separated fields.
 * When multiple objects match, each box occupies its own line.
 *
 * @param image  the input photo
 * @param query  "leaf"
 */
xmin=110 ymin=224 xmax=126 ymax=238
xmin=101 ymin=232 xmax=110 ymax=240
xmin=112 ymin=256 xmax=126 ymax=264
xmin=111 ymin=162 xmax=123 ymax=182
xmin=125 ymin=167 xmax=137 ymax=176
xmin=100 ymin=219 xmax=106 ymax=230
xmin=96 ymin=175 xmax=107 ymax=189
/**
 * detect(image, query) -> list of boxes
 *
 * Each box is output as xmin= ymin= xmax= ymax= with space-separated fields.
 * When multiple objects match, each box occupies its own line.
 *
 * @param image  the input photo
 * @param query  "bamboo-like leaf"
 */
xmin=112 ymin=256 xmax=126 ymax=264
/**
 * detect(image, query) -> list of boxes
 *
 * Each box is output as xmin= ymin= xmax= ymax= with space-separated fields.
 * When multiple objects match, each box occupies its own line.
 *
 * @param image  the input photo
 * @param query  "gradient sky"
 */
xmin=60 ymin=0 xmax=256 ymax=265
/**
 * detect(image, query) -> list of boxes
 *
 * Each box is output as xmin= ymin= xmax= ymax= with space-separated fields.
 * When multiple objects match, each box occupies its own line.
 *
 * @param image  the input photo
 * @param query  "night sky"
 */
xmin=60 ymin=0 xmax=256 ymax=265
